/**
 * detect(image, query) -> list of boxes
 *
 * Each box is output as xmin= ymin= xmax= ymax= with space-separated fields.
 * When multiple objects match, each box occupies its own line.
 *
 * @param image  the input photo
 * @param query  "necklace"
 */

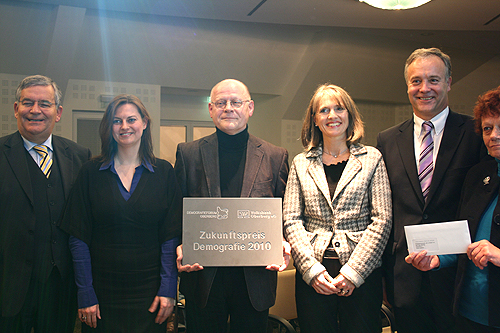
xmin=323 ymin=146 xmax=348 ymax=158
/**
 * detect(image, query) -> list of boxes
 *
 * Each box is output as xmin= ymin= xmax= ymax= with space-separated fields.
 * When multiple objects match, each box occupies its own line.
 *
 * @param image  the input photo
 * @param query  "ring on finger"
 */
xmin=82 ymin=316 xmax=87 ymax=320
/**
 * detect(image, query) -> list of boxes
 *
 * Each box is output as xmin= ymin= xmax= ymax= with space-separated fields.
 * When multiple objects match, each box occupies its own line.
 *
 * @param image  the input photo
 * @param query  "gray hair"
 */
xmin=404 ymin=48 xmax=452 ymax=83
xmin=15 ymin=75 xmax=63 ymax=107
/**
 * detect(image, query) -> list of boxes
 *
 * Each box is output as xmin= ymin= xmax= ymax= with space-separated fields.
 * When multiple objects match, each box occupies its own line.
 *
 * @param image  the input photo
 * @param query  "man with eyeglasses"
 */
xmin=174 ymin=79 xmax=290 ymax=332
xmin=0 ymin=75 xmax=91 ymax=332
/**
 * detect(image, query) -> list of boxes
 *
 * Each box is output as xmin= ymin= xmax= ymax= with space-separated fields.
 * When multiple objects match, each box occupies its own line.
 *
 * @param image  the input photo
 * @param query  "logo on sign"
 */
xmin=217 ymin=207 xmax=228 ymax=220
xmin=237 ymin=210 xmax=250 ymax=218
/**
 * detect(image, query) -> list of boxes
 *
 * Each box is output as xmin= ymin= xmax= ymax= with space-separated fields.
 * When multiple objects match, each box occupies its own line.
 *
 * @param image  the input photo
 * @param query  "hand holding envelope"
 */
xmin=404 ymin=220 xmax=471 ymax=256
xmin=404 ymin=220 xmax=471 ymax=271
xmin=405 ymin=221 xmax=500 ymax=272
xmin=467 ymin=240 xmax=500 ymax=270
xmin=405 ymin=250 xmax=441 ymax=270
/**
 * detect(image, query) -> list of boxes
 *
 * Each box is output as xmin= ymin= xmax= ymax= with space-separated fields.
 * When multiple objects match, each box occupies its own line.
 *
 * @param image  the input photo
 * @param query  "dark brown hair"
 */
xmin=96 ymin=94 xmax=155 ymax=164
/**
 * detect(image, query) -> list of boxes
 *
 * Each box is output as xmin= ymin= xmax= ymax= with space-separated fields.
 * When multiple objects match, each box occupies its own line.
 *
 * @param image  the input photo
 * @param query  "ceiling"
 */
xmin=7 ymin=0 xmax=500 ymax=107
xmin=3 ymin=0 xmax=500 ymax=146
xmin=17 ymin=0 xmax=500 ymax=31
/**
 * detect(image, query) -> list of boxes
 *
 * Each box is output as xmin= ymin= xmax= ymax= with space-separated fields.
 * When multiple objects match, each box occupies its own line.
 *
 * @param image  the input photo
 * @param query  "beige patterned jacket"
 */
xmin=283 ymin=144 xmax=392 ymax=287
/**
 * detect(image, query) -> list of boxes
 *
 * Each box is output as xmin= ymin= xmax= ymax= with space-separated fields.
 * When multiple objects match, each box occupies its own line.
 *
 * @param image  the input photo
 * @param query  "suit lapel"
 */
xmin=52 ymin=136 xmax=73 ymax=197
xmin=240 ymin=135 xmax=264 ymax=198
xmin=464 ymin=161 xmax=499 ymax=237
xmin=307 ymin=150 xmax=333 ymax=211
xmin=427 ymin=111 xmax=464 ymax=204
xmin=397 ymin=120 xmax=424 ymax=204
xmin=333 ymin=149 xmax=362 ymax=202
xmin=4 ymin=132 xmax=34 ymax=204
xmin=200 ymin=133 xmax=221 ymax=197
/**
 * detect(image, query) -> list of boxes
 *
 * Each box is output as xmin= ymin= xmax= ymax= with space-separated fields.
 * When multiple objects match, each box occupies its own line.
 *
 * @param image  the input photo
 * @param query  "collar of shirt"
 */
xmin=22 ymin=134 xmax=54 ymax=164
xmin=22 ymin=134 xmax=53 ymax=152
xmin=413 ymin=107 xmax=449 ymax=167
xmin=413 ymin=106 xmax=449 ymax=140
xmin=99 ymin=157 xmax=154 ymax=173
xmin=100 ymin=157 xmax=154 ymax=200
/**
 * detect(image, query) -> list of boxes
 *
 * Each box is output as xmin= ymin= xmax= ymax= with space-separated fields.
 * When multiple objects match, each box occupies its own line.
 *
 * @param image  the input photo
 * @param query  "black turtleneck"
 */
xmin=217 ymin=127 xmax=249 ymax=197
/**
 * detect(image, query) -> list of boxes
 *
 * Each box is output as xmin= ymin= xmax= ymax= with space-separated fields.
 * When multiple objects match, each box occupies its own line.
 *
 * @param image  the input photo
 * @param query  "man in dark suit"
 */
xmin=376 ymin=48 xmax=486 ymax=333
xmin=0 ymin=75 xmax=91 ymax=332
xmin=174 ymin=79 xmax=289 ymax=332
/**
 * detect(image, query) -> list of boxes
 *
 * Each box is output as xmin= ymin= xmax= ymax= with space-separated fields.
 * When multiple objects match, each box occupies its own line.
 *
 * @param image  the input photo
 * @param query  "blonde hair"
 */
xmin=301 ymin=84 xmax=364 ymax=150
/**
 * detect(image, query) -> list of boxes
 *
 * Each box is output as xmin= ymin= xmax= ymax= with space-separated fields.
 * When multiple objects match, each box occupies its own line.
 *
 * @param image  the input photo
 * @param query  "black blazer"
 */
xmin=174 ymin=132 xmax=289 ymax=311
xmin=456 ymin=158 xmax=500 ymax=327
xmin=0 ymin=131 xmax=91 ymax=316
xmin=376 ymin=110 xmax=486 ymax=308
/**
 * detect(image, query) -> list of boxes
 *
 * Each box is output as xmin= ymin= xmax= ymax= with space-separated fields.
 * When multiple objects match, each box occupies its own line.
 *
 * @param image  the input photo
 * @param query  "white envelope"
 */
xmin=404 ymin=220 xmax=471 ymax=255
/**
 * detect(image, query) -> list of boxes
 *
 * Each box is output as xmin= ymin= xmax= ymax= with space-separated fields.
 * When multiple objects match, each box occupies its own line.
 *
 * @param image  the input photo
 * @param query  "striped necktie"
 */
xmin=418 ymin=121 xmax=434 ymax=200
xmin=33 ymin=145 xmax=52 ymax=178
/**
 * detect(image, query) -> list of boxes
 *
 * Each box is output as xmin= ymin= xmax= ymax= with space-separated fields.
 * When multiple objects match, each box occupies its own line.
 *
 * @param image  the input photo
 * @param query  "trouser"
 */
xmin=185 ymin=267 xmax=268 ymax=333
xmin=393 ymin=272 xmax=456 ymax=333
xmin=0 ymin=269 xmax=77 ymax=333
xmin=295 ymin=258 xmax=383 ymax=333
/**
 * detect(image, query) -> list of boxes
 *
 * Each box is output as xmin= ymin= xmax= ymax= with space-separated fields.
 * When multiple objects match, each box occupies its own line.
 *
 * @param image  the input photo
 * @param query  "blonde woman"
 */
xmin=283 ymin=84 xmax=392 ymax=333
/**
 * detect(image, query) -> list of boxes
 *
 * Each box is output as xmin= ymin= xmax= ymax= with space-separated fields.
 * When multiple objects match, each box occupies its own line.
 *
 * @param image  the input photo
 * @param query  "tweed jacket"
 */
xmin=283 ymin=144 xmax=392 ymax=287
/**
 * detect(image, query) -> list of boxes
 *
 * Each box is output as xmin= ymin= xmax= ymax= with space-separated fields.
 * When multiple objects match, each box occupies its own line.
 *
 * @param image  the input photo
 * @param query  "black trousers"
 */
xmin=184 ymin=267 xmax=268 ymax=333
xmin=295 ymin=258 xmax=383 ymax=333
xmin=0 ymin=268 xmax=77 ymax=333
xmin=393 ymin=272 xmax=457 ymax=333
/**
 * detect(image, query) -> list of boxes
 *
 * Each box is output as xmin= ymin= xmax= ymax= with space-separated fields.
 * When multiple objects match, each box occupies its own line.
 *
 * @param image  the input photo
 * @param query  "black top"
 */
xmin=217 ymin=127 xmax=249 ymax=197
xmin=59 ymin=158 xmax=182 ymax=303
xmin=323 ymin=160 xmax=348 ymax=200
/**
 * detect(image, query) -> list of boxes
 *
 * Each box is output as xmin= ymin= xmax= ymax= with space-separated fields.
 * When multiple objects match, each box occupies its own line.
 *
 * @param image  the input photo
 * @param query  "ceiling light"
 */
xmin=360 ymin=0 xmax=431 ymax=10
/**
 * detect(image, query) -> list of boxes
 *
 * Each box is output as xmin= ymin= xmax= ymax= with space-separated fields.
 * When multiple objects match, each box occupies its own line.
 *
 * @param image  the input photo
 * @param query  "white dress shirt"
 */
xmin=413 ymin=107 xmax=449 ymax=169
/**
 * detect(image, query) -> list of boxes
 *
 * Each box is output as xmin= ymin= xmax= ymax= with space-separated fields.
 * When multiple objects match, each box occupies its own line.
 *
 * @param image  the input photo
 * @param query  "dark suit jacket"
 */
xmin=455 ymin=158 xmax=500 ymax=327
xmin=0 ymin=131 xmax=91 ymax=316
xmin=376 ymin=110 xmax=486 ymax=308
xmin=174 ymin=132 xmax=289 ymax=311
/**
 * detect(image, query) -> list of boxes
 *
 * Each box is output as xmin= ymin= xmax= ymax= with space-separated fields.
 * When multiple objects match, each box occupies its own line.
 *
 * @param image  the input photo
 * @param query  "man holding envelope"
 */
xmin=407 ymin=86 xmax=500 ymax=332
xmin=174 ymin=79 xmax=289 ymax=333
xmin=376 ymin=48 xmax=487 ymax=332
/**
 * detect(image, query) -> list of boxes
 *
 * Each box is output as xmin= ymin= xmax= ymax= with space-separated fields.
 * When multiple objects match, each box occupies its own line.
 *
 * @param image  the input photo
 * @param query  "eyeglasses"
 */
xmin=211 ymin=99 xmax=250 ymax=110
xmin=20 ymin=99 xmax=55 ymax=109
